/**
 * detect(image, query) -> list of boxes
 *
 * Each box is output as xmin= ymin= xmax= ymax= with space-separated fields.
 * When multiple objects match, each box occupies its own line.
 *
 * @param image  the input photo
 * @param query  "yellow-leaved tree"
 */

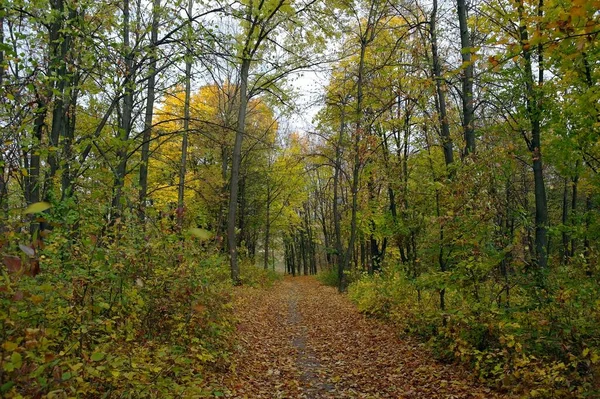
xmin=149 ymin=84 xmax=278 ymax=237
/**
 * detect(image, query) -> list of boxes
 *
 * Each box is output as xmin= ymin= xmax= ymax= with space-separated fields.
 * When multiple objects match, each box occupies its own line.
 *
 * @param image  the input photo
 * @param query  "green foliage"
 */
xmin=316 ymin=267 xmax=339 ymax=287
xmin=348 ymin=266 xmax=600 ymax=397
xmin=0 ymin=219 xmax=236 ymax=398
xmin=239 ymin=261 xmax=282 ymax=288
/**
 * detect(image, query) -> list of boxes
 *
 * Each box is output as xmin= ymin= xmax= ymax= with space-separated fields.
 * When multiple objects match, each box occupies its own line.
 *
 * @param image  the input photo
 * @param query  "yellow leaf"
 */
xmin=11 ymin=352 xmax=22 ymax=368
xmin=188 ymin=228 xmax=213 ymax=240
xmin=2 ymin=342 xmax=18 ymax=351
xmin=23 ymin=201 xmax=52 ymax=214
xmin=30 ymin=295 xmax=44 ymax=305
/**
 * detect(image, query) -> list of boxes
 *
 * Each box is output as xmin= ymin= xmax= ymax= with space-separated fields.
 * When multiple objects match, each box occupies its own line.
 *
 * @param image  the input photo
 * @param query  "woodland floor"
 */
xmin=208 ymin=276 xmax=515 ymax=398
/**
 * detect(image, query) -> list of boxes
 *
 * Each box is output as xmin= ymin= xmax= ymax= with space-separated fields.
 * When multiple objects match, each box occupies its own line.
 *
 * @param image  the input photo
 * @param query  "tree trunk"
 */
xmin=138 ymin=0 xmax=160 ymax=220
xmin=456 ymin=0 xmax=475 ymax=155
xmin=264 ymin=185 xmax=270 ymax=270
xmin=431 ymin=0 xmax=453 ymax=313
xmin=27 ymin=97 xmax=45 ymax=235
xmin=571 ymin=167 xmax=579 ymax=257
xmin=177 ymin=0 xmax=193 ymax=231
xmin=228 ymin=57 xmax=251 ymax=284
xmin=290 ymin=236 xmax=296 ymax=276
xmin=518 ymin=0 xmax=548 ymax=271
xmin=111 ymin=0 xmax=134 ymax=219
xmin=561 ymin=177 xmax=569 ymax=264
xmin=584 ymin=194 xmax=592 ymax=276
xmin=334 ymin=104 xmax=346 ymax=292
xmin=344 ymin=11 xmax=372 ymax=290
xmin=431 ymin=0 xmax=454 ymax=167
xmin=60 ymin=71 xmax=80 ymax=201
xmin=48 ymin=0 xmax=67 ymax=182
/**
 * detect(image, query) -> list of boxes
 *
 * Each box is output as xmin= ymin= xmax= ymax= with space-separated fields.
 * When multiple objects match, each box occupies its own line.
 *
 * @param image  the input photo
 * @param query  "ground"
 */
xmin=210 ymin=276 xmax=514 ymax=398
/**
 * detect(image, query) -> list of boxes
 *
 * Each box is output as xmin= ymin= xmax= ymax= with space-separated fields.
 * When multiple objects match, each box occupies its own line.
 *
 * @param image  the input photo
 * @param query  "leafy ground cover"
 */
xmin=213 ymin=276 xmax=512 ymax=398
xmin=348 ymin=270 xmax=600 ymax=398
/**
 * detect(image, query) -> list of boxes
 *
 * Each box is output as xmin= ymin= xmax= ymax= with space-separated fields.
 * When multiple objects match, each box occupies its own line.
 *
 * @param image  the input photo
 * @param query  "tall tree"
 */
xmin=456 ymin=0 xmax=475 ymax=155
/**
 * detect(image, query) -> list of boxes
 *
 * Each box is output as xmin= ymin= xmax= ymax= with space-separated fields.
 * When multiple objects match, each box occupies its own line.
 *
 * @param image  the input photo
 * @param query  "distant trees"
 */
xmin=0 ymin=0 xmax=328 ymax=281
xmin=310 ymin=0 xmax=599 ymax=299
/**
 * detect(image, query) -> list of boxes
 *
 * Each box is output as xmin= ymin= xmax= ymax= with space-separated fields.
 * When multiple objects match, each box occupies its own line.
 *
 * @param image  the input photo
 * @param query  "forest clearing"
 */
xmin=1 ymin=0 xmax=599 ymax=397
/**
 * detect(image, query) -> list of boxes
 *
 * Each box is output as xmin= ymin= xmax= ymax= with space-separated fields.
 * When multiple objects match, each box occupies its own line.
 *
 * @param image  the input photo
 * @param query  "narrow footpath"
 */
xmin=217 ymin=276 xmax=512 ymax=398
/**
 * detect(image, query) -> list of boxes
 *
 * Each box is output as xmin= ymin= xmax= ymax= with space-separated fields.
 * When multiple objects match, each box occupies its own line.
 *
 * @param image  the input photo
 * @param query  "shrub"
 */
xmin=347 ymin=265 xmax=600 ymax=398
xmin=0 ymin=220 xmax=234 ymax=398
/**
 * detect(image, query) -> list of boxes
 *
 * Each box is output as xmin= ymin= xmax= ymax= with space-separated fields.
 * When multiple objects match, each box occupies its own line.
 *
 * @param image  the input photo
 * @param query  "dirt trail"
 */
xmin=218 ymin=276 xmax=512 ymax=398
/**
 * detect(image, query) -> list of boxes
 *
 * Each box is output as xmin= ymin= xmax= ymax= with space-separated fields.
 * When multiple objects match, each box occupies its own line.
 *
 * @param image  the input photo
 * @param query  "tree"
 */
xmin=225 ymin=0 xmax=330 ymax=283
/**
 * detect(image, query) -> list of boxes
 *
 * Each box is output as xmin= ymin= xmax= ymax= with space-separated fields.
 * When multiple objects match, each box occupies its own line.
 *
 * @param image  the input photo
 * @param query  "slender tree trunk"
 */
xmin=228 ymin=57 xmax=251 ymax=284
xmin=177 ymin=0 xmax=192 ymax=231
xmin=48 ymin=0 xmax=67 ymax=182
xmin=431 ymin=0 xmax=454 ymax=167
xmin=138 ymin=0 xmax=160 ymax=220
xmin=27 ymin=97 xmax=45 ymax=235
xmin=305 ymin=202 xmax=316 ymax=275
xmin=561 ymin=177 xmax=569 ymax=263
xmin=431 ymin=0 xmax=453 ymax=313
xmin=237 ymin=175 xmax=246 ymax=248
xmin=584 ymin=194 xmax=592 ymax=276
xmin=290 ymin=236 xmax=296 ymax=276
xmin=334 ymin=104 xmax=346 ymax=292
xmin=344 ymin=16 xmax=371 ymax=289
xmin=111 ymin=0 xmax=134 ymax=218
xmin=571 ymin=167 xmax=579 ymax=257
xmin=518 ymin=0 xmax=548 ymax=271
xmin=60 ymin=72 xmax=79 ymax=201
xmin=456 ymin=0 xmax=475 ymax=155
xmin=264 ymin=185 xmax=270 ymax=270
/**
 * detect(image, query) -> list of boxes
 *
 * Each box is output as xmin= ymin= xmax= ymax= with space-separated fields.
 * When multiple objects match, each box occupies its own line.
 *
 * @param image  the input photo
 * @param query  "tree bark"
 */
xmin=430 ymin=0 xmax=453 ymax=313
xmin=456 ymin=0 xmax=475 ymax=155
xmin=48 ymin=0 xmax=67 ymax=182
xmin=177 ymin=0 xmax=193 ymax=231
xmin=111 ymin=0 xmax=134 ymax=218
xmin=264 ymin=183 xmax=271 ymax=270
xmin=138 ymin=0 xmax=160 ymax=220
xmin=60 ymin=71 xmax=80 ymax=201
xmin=570 ymin=167 xmax=579 ymax=257
xmin=334 ymin=101 xmax=346 ymax=291
xmin=518 ymin=0 xmax=548 ymax=271
xmin=228 ymin=57 xmax=251 ymax=284
xmin=584 ymin=193 xmax=592 ymax=276
xmin=561 ymin=177 xmax=569 ymax=264
xmin=431 ymin=0 xmax=454 ymax=167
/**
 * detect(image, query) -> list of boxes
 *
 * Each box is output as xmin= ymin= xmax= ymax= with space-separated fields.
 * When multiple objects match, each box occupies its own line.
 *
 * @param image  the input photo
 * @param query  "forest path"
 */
xmin=217 ymin=276 xmax=511 ymax=398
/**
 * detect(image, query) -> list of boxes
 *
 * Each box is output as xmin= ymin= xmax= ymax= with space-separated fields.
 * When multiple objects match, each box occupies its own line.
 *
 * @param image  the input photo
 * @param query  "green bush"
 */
xmin=347 ymin=265 xmax=600 ymax=398
xmin=316 ymin=267 xmax=339 ymax=287
xmin=239 ymin=262 xmax=282 ymax=288
xmin=0 ymin=220 xmax=234 ymax=398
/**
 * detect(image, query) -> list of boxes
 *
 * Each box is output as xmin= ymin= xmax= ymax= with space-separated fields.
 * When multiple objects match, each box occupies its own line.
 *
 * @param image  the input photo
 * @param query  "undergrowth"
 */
xmin=316 ymin=267 xmax=339 ymax=287
xmin=348 ymin=265 xmax=600 ymax=398
xmin=0 ymin=215 xmax=278 ymax=398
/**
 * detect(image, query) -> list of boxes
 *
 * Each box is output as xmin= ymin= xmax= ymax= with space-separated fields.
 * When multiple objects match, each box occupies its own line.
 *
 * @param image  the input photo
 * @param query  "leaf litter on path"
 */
xmin=208 ymin=276 xmax=514 ymax=398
